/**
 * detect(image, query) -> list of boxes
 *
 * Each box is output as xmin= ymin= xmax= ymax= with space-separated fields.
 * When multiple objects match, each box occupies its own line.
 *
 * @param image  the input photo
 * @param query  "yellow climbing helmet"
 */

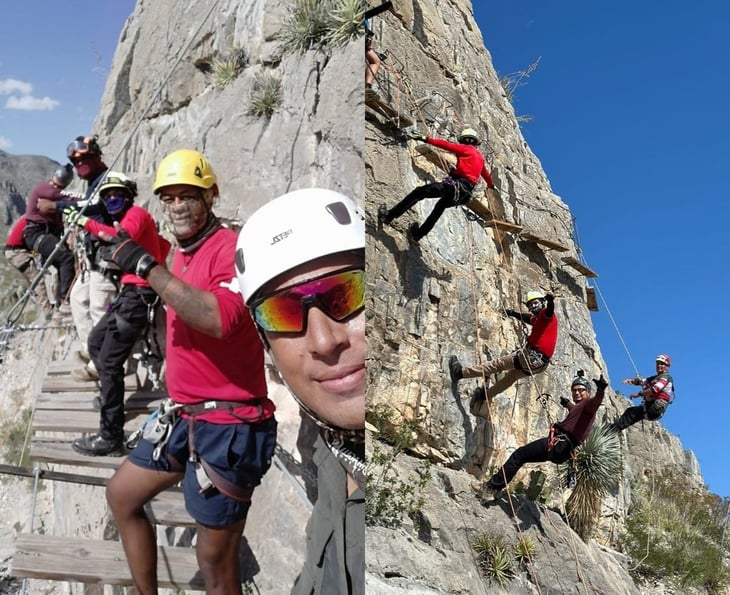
xmin=457 ymin=128 xmax=481 ymax=145
xmin=524 ymin=290 xmax=545 ymax=304
xmin=153 ymin=149 xmax=217 ymax=193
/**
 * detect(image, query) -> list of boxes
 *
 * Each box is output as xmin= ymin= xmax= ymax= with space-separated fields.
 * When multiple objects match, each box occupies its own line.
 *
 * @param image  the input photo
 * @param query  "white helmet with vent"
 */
xmin=235 ymin=188 xmax=365 ymax=304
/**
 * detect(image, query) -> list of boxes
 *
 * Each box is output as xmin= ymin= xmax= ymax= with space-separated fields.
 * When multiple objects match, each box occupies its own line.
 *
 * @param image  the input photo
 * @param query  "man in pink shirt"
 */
xmin=101 ymin=150 xmax=277 ymax=593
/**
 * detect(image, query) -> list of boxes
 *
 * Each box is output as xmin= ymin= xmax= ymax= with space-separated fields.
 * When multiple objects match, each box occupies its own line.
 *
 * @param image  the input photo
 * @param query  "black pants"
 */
xmin=488 ymin=434 xmax=574 ymax=490
xmin=88 ymin=285 xmax=153 ymax=442
xmin=612 ymin=399 xmax=668 ymax=432
xmin=23 ymin=223 xmax=75 ymax=302
xmin=386 ymin=181 xmax=461 ymax=239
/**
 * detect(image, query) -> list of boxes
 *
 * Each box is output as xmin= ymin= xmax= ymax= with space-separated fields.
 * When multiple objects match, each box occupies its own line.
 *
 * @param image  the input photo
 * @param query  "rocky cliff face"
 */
xmin=365 ymin=0 xmax=705 ymax=592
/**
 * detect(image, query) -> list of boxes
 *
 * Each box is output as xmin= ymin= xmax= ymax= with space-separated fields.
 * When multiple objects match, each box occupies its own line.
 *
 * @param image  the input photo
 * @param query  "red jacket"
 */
xmin=528 ymin=309 xmax=558 ymax=359
xmin=426 ymin=137 xmax=495 ymax=187
xmin=83 ymin=205 xmax=170 ymax=287
xmin=6 ymin=216 xmax=28 ymax=248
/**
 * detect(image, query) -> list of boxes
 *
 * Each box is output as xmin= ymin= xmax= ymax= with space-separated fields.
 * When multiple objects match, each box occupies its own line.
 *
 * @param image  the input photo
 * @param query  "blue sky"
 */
xmin=0 ymin=2 xmax=135 ymax=163
xmin=473 ymin=2 xmax=730 ymax=498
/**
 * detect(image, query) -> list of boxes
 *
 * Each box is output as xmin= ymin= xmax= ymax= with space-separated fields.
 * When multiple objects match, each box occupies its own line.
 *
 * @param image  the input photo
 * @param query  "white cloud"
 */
xmin=5 ymin=95 xmax=59 ymax=111
xmin=0 ymin=78 xmax=32 ymax=95
xmin=0 ymin=136 xmax=11 ymax=150
xmin=0 ymin=78 xmax=59 ymax=111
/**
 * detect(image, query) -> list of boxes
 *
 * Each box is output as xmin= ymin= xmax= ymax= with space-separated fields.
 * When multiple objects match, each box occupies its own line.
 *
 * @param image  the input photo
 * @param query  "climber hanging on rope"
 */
xmin=449 ymin=291 xmax=558 ymax=414
xmin=472 ymin=371 xmax=608 ymax=500
xmin=378 ymin=127 xmax=496 ymax=243
xmin=609 ymin=354 xmax=674 ymax=433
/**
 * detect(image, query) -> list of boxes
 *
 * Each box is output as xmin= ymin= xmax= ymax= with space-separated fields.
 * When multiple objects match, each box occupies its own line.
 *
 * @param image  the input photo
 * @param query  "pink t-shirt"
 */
xmin=165 ymin=227 xmax=274 ymax=424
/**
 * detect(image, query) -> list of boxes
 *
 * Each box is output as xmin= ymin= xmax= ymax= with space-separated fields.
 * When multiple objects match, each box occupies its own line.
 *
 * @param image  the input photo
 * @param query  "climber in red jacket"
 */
xmin=449 ymin=291 xmax=559 ymax=416
xmin=378 ymin=127 xmax=496 ymax=242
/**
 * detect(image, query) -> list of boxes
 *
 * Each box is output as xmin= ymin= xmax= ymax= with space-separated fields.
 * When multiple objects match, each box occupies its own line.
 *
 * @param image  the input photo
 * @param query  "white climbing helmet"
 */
xmin=457 ymin=128 xmax=481 ymax=145
xmin=235 ymin=188 xmax=365 ymax=304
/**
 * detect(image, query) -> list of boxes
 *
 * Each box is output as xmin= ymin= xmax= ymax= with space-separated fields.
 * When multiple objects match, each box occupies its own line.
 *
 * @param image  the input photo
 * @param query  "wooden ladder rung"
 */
xmin=521 ymin=232 xmax=570 ymax=252
xmin=561 ymin=256 xmax=598 ymax=278
xmin=586 ymin=286 xmax=599 ymax=311
xmin=12 ymin=534 xmax=204 ymax=589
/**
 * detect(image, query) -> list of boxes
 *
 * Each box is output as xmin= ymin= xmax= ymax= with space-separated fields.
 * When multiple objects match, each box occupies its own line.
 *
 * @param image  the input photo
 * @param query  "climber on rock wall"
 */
xmin=378 ymin=127 xmax=496 ymax=242
xmin=449 ymin=291 xmax=558 ymax=417
xmin=609 ymin=354 xmax=674 ymax=432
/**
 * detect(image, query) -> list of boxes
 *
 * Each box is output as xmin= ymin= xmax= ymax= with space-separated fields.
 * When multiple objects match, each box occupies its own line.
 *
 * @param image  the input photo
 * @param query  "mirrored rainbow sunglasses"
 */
xmin=252 ymin=267 xmax=364 ymax=333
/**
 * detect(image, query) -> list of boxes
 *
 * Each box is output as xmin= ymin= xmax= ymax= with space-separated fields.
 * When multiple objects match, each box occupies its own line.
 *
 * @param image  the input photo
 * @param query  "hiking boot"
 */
xmin=71 ymin=434 xmax=124 ymax=457
xmin=72 ymin=365 xmax=99 ymax=382
xmin=469 ymin=386 xmax=487 ymax=417
xmin=92 ymin=396 xmax=102 ymax=411
xmin=472 ymin=479 xmax=503 ymax=500
xmin=408 ymin=222 xmax=423 ymax=243
xmin=74 ymin=350 xmax=91 ymax=364
xmin=56 ymin=303 xmax=72 ymax=315
xmin=448 ymin=355 xmax=463 ymax=383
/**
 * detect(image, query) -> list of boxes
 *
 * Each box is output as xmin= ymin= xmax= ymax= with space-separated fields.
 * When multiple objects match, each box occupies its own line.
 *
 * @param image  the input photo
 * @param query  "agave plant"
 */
xmin=326 ymin=0 xmax=366 ymax=46
xmin=279 ymin=0 xmax=332 ymax=53
xmin=472 ymin=533 xmax=515 ymax=585
xmin=563 ymin=424 xmax=622 ymax=540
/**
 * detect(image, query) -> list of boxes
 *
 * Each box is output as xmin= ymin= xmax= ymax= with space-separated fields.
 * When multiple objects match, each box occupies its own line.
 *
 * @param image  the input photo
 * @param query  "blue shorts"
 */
xmin=128 ymin=415 xmax=277 ymax=526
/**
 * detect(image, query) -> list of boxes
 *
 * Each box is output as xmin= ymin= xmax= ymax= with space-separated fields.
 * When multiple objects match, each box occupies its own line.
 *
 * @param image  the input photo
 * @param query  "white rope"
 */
xmin=592 ymin=280 xmax=640 ymax=379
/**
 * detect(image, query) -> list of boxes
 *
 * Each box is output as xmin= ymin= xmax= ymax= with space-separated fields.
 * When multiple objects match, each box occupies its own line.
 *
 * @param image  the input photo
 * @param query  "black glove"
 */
xmin=559 ymin=396 xmax=571 ymax=408
xmin=545 ymin=293 xmax=554 ymax=303
xmin=593 ymin=375 xmax=608 ymax=391
xmin=505 ymin=309 xmax=520 ymax=318
xmin=407 ymin=130 xmax=426 ymax=141
xmin=99 ymin=229 xmax=158 ymax=279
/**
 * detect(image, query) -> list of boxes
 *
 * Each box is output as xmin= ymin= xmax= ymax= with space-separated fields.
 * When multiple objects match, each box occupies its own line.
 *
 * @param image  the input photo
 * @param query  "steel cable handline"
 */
xmin=1 ymin=0 xmax=221 ymax=335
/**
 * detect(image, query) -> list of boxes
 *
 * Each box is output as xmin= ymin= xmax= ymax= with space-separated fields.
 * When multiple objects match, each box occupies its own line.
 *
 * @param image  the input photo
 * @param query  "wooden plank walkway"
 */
xmin=12 ymin=534 xmax=204 ymax=589
xmin=14 ymin=354 xmax=201 ymax=587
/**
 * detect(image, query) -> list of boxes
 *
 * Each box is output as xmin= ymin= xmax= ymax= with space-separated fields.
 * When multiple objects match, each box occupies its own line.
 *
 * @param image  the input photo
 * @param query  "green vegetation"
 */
xmin=472 ymin=533 xmax=516 ymax=585
xmin=513 ymin=535 xmax=537 ymax=566
xmin=280 ymin=0 xmax=365 ymax=53
xmin=562 ymin=424 xmax=621 ymax=540
xmin=247 ymin=71 xmax=282 ymax=118
xmin=622 ymin=469 xmax=730 ymax=592
xmin=365 ymin=404 xmax=431 ymax=529
xmin=212 ymin=45 xmax=247 ymax=88
xmin=1 ymin=406 xmax=32 ymax=468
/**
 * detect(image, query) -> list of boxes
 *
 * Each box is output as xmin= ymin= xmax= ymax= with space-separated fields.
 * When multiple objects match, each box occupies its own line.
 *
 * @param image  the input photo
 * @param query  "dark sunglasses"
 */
xmin=252 ymin=267 xmax=364 ymax=333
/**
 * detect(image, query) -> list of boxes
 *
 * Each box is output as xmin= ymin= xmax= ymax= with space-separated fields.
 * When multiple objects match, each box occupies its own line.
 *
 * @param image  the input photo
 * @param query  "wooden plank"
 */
xmin=12 ymin=534 xmax=204 ymax=589
xmin=465 ymin=198 xmax=493 ymax=221
xmin=145 ymin=490 xmax=195 ymax=527
xmin=33 ymin=409 xmax=148 ymax=433
xmin=561 ymin=256 xmax=598 ymax=278
xmin=586 ymin=286 xmax=599 ymax=312
xmin=482 ymin=219 xmax=523 ymax=233
xmin=36 ymin=390 xmax=165 ymax=412
xmin=41 ymin=373 xmax=137 ymax=394
xmin=47 ymin=360 xmax=83 ymax=375
xmin=521 ymin=232 xmax=570 ymax=252
xmin=30 ymin=438 xmax=126 ymax=470
xmin=365 ymin=89 xmax=414 ymax=128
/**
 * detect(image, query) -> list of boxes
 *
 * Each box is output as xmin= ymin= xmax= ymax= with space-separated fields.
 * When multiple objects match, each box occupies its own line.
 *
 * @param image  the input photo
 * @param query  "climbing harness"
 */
xmin=126 ymin=398 xmax=183 ymax=459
